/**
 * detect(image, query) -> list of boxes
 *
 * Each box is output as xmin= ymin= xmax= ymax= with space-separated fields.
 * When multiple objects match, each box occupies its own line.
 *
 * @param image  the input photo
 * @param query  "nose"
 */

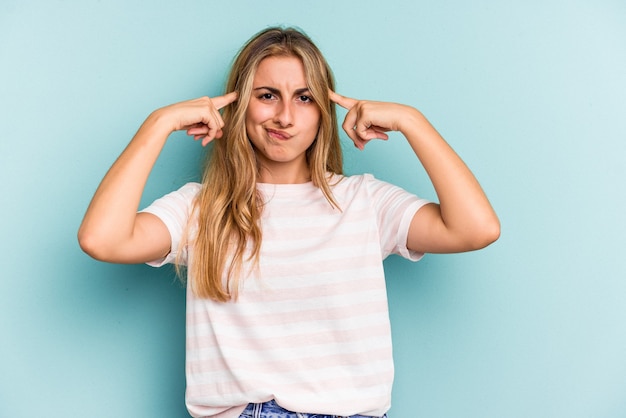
xmin=273 ymin=101 xmax=293 ymax=127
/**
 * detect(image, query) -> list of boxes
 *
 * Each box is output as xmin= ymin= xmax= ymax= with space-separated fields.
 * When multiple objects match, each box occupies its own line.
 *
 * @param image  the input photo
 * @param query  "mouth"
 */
xmin=266 ymin=128 xmax=292 ymax=140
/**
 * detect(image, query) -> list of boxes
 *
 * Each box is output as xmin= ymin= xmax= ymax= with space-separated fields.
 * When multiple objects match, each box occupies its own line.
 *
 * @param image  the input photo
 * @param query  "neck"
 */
xmin=257 ymin=163 xmax=311 ymax=184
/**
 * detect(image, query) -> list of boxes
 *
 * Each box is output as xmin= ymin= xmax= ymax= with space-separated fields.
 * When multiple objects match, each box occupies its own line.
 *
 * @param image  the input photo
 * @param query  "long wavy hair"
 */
xmin=182 ymin=27 xmax=343 ymax=301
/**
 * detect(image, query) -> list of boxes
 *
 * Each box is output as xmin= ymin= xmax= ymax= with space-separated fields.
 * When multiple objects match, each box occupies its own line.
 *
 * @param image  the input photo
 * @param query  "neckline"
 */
xmin=255 ymin=173 xmax=343 ymax=194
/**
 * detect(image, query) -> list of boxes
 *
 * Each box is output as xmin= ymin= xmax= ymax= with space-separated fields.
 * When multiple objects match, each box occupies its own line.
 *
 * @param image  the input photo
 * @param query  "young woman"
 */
xmin=78 ymin=27 xmax=499 ymax=418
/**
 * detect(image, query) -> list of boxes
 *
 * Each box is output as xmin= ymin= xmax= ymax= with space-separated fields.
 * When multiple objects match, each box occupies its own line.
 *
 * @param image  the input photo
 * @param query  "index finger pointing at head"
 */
xmin=213 ymin=91 xmax=239 ymax=110
xmin=329 ymin=90 xmax=357 ymax=110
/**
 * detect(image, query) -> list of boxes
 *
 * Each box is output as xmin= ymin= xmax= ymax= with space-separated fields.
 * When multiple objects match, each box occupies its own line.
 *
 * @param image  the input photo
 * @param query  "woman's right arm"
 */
xmin=77 ymin=93 xmax=237 ymax=264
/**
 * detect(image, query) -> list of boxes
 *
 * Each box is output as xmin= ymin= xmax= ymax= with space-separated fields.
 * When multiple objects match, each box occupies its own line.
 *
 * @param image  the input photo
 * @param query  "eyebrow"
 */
xmin=253 ymin=86 xmax=311 ymax=96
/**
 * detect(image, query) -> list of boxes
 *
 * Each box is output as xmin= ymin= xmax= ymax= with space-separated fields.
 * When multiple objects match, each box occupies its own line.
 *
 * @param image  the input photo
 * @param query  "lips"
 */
xmin=266 ymin=128 xmax=292 ymax=140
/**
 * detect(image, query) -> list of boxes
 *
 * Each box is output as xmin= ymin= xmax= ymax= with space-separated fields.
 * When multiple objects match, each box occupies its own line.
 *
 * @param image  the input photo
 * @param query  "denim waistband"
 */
xmin=239 ymin=399 xmax=387 ymax=418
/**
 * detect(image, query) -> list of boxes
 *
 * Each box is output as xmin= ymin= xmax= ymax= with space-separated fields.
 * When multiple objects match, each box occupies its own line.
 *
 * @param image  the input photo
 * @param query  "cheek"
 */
xmin=305 ymin=108 xmax=322 ymax=132
xmin=246 ymin=102 xmax=273 ymax=125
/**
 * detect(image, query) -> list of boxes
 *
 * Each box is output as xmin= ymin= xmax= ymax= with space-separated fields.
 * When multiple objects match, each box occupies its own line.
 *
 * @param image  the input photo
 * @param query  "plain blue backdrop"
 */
xmin=1 ymin=1 xmax=625 ymax=417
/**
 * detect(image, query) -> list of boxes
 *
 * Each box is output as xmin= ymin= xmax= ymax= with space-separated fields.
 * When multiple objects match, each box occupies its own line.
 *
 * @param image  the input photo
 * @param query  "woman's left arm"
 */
xmin=330 ymin=91 xmax=500 ymax=253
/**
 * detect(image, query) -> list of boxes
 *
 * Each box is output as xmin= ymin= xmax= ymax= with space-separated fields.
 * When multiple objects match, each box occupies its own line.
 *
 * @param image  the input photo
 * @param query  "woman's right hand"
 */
xmin=154 ymin=92 xmax=238 ymax=146
xmin=78 ymin=92 xmax=237 ymax=263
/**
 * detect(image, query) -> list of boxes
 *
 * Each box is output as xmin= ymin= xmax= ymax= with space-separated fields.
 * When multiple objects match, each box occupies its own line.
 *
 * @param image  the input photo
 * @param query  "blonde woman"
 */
xmin=78 ymin=27 xmax=499 ymax=418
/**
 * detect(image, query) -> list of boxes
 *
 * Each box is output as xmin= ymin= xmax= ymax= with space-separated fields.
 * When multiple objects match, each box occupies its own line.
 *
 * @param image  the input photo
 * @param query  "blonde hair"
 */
xmin=183 ymin=27 xmax=343 ymax=301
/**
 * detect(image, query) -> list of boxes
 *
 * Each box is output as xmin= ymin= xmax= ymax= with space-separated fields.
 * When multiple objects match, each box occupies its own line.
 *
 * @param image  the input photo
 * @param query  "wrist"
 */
xmin=397 ymin=106 xmax=426 ymax=135
xmin=147 ymin=107 xmax=177 ymax=131
xmin=130 ymin=109 xmax=176 ymax=148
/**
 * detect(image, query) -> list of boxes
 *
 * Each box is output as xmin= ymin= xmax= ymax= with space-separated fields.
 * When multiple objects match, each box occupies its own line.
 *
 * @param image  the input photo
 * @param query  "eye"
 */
xmin=297 ymin=95 xmax=313 ymax=104
xmin=259 ymin=93 xmax=275 ymax=100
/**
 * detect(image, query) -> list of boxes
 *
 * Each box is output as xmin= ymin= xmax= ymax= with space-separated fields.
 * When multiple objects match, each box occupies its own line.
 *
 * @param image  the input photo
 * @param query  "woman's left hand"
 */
xmin=330 ymin=90 xmax=417 ymax=150
xmin=331 ymin=90 xmax=500 ymax=253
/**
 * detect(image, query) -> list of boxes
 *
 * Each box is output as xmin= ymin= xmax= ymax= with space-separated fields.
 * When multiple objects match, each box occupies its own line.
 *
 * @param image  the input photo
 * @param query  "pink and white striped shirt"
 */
xmin=142 ymin=174 xmax=429 ymax=418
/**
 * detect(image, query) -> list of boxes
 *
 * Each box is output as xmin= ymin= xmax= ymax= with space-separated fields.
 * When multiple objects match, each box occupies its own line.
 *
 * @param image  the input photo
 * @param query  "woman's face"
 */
xmin=245 ymin=55 xmax=321 ymax=183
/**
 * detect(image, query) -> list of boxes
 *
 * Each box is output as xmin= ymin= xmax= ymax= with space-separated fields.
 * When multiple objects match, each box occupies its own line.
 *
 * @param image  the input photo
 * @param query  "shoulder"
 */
xmin=177 ymin=181 xmax=202 ymax=195
xmin=141 ymin=182 xmax=201 ymax=214
xmin=333 ymin=173 xmax=429 ymax=212
xmin=331 ymin=173 xmax=400 ymax=195
xmin=159 ymin=182 xmax=202 ymax=202
xmin=330 ymin=173 xmax=379 ymax=189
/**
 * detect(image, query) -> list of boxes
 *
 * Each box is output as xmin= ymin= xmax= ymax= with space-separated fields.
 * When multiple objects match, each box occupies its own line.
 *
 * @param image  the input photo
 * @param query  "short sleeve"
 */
xmin=139 ymin=182 xmax=201 ymax=267
xmin=364 ymin=174 xmax=431 ymax=261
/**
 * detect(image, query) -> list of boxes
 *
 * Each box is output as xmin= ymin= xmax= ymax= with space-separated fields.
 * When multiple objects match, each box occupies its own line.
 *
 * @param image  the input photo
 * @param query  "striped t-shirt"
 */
xmin=142 ymin=174 xmax=429 ymax=418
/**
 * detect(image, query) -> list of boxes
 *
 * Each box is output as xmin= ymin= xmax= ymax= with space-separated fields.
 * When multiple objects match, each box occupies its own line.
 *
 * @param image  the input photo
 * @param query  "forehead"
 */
xmin=253 ymin=56 xmax=307 ymax=88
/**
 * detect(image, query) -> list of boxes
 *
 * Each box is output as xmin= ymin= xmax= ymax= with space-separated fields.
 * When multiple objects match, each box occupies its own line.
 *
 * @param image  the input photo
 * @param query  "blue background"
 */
xmin=1 ymin=1 xmax=625 ymax=417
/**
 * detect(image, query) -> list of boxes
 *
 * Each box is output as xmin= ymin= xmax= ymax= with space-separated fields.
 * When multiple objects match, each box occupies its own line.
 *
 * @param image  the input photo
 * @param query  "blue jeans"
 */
xmin=239 ymin=399 xmax=388 ymax=418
